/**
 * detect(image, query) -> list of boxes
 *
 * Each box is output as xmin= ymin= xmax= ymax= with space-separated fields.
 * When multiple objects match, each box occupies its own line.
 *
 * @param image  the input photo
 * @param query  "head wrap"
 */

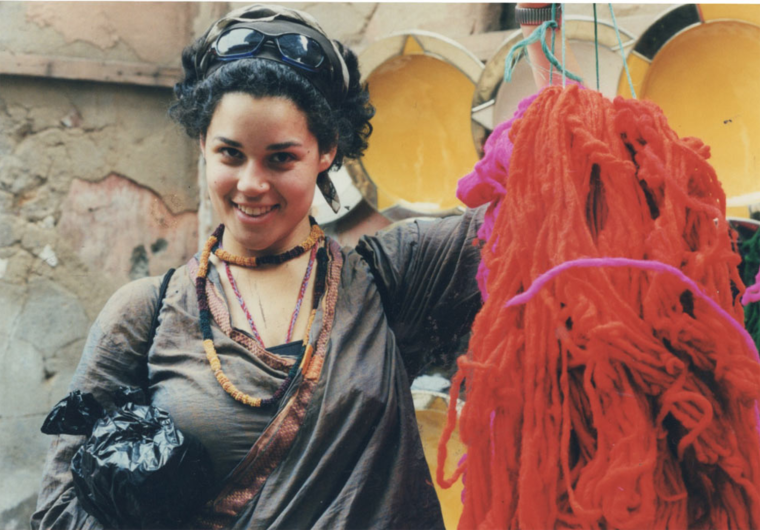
xmin=197 ymin=4 xmax=345 ymax=213
xmin=196 ymin=4 xmax=349 ymax=100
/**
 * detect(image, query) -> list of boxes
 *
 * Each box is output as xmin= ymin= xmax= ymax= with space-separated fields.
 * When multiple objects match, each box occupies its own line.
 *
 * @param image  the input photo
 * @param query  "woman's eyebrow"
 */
xmin=267 ymin=141 xmax=302 ymax=150
xmin=214 ymin=136 xmax=243 ymax=147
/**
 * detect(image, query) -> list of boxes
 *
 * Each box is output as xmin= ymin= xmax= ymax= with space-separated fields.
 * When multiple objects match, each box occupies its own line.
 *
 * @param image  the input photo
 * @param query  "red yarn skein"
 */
xmin=439 ymin=85 xmax=760 ymax=530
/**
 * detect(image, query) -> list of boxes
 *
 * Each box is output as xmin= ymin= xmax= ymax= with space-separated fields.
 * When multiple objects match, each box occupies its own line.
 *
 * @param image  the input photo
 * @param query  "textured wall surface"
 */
xmin=0 ymin=3 xmax=674 ymax=527
xmin=0 ymin=70 xmax=200 ymax=530
xmin=0 ymin=3 xmax=208 ymax=526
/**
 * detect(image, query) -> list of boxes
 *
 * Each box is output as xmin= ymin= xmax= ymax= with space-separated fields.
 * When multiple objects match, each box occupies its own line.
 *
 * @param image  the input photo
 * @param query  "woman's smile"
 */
xmin=233 ymin=202 xmax=280 ymax=223
xmin=234 ymin=204 xmax=278 ymax=217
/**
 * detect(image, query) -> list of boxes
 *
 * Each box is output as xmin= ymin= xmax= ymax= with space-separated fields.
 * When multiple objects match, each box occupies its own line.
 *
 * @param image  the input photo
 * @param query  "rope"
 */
xmin=505 ymin=257 xmax=758 ymax=358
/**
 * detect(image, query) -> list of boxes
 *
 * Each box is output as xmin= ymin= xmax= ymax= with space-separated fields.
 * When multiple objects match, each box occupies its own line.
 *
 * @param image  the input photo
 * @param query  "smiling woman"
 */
xmin=201 ymin=93 xmax=335 ymax=257
xmin=32 ymin=4 xmax=485 ymax=530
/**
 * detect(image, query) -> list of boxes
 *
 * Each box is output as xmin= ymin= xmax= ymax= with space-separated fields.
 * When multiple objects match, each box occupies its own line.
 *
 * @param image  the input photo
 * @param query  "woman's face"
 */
xmin=201 ymin=93 xmax=335 ymax=256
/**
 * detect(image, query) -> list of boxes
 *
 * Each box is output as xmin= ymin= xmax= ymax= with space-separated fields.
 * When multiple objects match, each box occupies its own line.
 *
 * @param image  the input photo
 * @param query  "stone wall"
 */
xmin=0 ymin=3 xmax=674 ymax=526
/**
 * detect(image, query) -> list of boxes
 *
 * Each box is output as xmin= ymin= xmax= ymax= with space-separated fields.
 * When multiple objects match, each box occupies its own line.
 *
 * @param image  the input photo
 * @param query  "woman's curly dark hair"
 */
xmin=169 ymin=36 xmax=374 ymax=173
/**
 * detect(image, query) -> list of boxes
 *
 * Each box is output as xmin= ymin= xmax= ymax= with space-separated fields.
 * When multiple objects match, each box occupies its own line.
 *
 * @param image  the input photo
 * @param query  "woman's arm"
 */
xmin=518 ymin=2 xmax=583 ymax=89
xmin=355 ymin=207 xmax=485 ymax=378
xmin=32 ymin=276 xmax=163 ymax=530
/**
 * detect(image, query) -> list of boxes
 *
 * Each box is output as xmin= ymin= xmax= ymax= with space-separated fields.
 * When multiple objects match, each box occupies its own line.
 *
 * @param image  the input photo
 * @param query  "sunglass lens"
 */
xmin=277 ymin=34 xmax=325 ymax=69
xmin=217 ymin=28 xmax=265 ymax=56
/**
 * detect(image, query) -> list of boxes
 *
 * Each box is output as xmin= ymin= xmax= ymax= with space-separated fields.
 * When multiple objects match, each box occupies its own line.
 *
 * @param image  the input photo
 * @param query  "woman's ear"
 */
xmin=318 ymin=145 xmax=338 ymax=173
xmin=199 ymin=135 xmax=207 ymax=158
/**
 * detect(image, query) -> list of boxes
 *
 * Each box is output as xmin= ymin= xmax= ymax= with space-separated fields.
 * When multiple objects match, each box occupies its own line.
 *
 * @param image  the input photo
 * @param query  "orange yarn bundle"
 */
xmin=438 ymin=85 xmax=760 ymax=529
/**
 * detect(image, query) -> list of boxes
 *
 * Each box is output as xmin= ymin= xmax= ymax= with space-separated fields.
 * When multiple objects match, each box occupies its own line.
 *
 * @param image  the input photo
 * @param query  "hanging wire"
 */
xmin=593 ymin=4 xmax=600 ymax=91
xmin=549 ymin=3 xmax=557 ymax=84
xmin=609 ymin=3 xmax=637 ymax=99
xmin=561 ymin=3 xmax=567 ymax=87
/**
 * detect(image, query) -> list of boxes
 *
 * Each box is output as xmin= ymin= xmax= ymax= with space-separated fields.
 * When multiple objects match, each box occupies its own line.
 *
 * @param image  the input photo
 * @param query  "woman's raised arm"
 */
xmin=517 ymin=2 xmax=583 ymax=89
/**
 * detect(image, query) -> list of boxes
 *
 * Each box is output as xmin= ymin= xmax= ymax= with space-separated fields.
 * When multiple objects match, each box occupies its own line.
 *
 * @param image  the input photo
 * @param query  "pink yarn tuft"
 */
xmin=743 ymin=271 xmax=760 ymax=306
xmin=456 ymin=93 xmax=540 ymax=300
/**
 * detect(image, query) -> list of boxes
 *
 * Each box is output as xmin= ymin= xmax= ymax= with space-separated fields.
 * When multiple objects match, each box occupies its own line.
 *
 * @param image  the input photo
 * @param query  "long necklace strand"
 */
xmin=197 ymin=223 xmax=329 ymax=408
xmin=224 ymin=243 xmax=317 ymax=347
xmin=224 ymin=261 xmax=265 ymax=346
xmin=286 ymin=243 xmax=317 ymax=342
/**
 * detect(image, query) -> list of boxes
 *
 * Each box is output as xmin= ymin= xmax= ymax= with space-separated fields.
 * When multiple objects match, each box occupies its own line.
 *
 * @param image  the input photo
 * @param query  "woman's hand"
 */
xmin=516 ymin=3 xmax=582 ymax=90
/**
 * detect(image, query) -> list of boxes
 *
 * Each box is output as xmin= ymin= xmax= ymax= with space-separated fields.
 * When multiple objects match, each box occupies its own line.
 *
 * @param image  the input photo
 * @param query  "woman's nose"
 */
xmin=238 ymin=162 xmax=270 ymax=195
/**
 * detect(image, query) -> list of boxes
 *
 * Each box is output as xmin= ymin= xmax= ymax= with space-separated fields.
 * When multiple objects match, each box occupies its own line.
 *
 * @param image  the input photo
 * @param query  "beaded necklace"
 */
xmin=213 ymin=221 xmax=324 ymax=267
xmin=223 ymin=243 xmax=317 ymax=346
xmin=197 ymin=222 xmax=328 ymax=408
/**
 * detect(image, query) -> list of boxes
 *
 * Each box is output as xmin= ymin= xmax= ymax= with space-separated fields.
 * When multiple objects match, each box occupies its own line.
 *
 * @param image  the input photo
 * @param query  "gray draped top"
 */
xmin=32 ymin=208 xmax=483 ymax=530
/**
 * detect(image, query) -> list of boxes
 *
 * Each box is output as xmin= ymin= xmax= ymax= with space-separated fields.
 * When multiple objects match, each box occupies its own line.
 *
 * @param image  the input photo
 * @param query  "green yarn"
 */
xmin=504 ymin=14 xmax=582 ymax=84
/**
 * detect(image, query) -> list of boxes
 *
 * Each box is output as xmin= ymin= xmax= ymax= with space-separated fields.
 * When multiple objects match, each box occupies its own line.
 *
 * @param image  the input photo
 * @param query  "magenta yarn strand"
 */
xmin=504 ymin=256 xmax=760 ymax=360
xmin=743 ymin=274 xmax=760 ymax=305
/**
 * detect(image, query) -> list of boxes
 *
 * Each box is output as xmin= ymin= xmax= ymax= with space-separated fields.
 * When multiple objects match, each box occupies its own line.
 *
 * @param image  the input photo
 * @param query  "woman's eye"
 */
xmin=270 ymin=152 xmax=296 ymax=165
xmin=220 ymin=147 xmax=243 ymax=160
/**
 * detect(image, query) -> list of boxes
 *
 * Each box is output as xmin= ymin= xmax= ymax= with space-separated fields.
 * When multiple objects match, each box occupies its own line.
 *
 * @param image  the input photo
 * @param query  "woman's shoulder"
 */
xmin=345 ymin=209 xmax=483 ymax=270
xmin=342 ymin=218 xmax=420 ymax=260
xmin=96 ymin=265 xmax=189 ymax=328
xmin=336 ymin=208 xmax=484 ymax=304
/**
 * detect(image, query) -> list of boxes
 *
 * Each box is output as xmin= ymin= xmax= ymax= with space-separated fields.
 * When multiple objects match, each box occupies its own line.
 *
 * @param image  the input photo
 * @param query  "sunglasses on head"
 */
xmin=205 ymin=26 xmax=328 ymax=74
xmin=197 ymin=19 xmax=346 ymax=105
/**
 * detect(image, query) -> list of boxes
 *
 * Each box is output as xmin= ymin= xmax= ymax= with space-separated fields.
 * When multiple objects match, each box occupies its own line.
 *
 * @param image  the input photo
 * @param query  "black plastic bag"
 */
xmin=41 ymin=390 xmax=104 ymax=436
xmin=42 ymin=387 xmax=213 ymax=529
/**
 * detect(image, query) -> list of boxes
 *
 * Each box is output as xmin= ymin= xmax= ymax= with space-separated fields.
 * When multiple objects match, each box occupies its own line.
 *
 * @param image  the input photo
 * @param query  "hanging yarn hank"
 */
xmin=439 ymin=85 xmax=760 ymax=530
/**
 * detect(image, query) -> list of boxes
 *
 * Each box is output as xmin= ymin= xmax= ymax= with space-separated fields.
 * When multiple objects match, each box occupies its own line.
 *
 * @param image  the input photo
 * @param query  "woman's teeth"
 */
xmin=236 ymin=204 xmax=276 ymax=216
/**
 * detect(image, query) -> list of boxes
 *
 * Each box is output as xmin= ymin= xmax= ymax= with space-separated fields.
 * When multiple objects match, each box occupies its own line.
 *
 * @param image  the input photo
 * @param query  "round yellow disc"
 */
xmin=364 ymin=54 xmax=477 ymax=212
xmin=638 ymin=21 xmax=760 ymax=218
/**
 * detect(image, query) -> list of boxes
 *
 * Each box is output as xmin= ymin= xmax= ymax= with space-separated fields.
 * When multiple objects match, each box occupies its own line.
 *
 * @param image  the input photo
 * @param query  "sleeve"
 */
xmin=354 ymin=206 xmax=485 ymax=378
xmin=31 ymin=276 xmax=162 ymax=530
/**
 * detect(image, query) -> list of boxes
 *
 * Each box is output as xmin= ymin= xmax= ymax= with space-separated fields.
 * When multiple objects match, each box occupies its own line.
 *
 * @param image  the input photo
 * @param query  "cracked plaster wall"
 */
xmin=1 ymin=2 xmax=671 ymax=527
xmin=2 ymin=1 xmax=200 ymax=65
